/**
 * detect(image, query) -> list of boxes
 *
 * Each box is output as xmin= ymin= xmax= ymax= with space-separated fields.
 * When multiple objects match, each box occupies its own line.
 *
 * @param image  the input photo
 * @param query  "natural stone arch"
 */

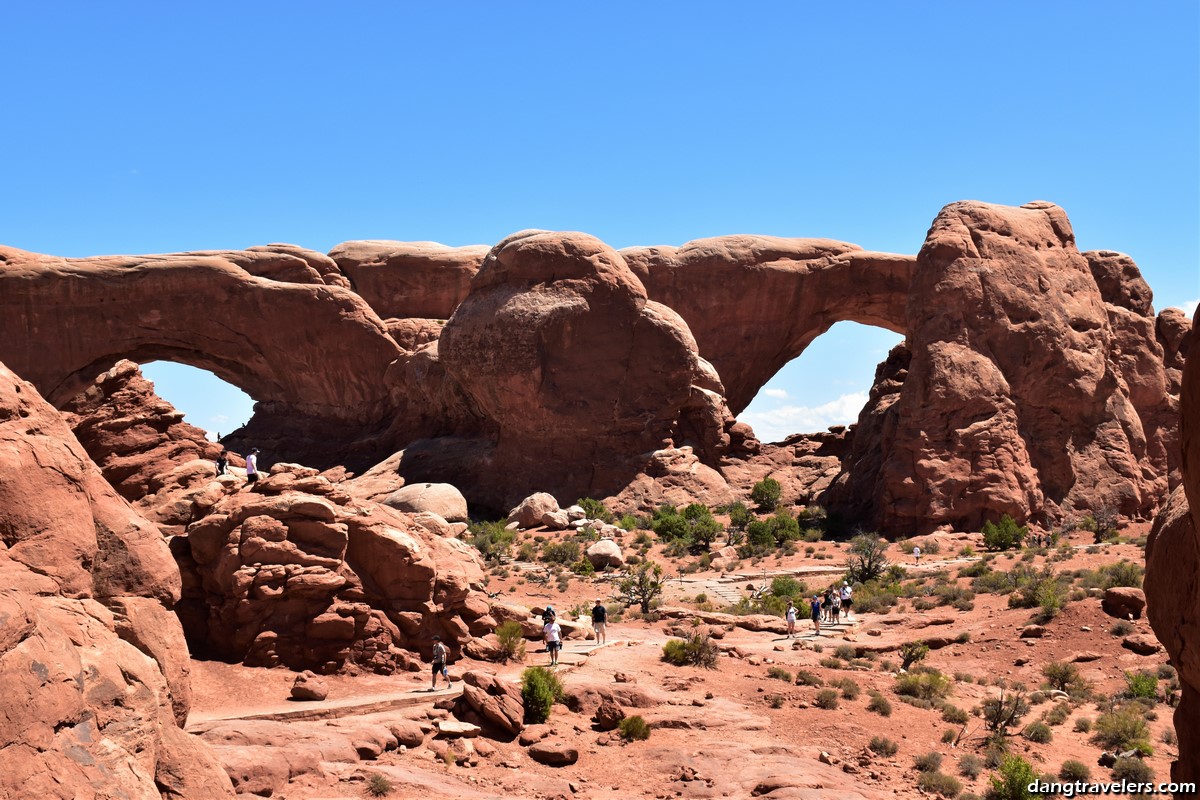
xmin=622 ymin=237 xmax=913 ymax=413
xmin=0 ymin=245 xmax=403 ymax=465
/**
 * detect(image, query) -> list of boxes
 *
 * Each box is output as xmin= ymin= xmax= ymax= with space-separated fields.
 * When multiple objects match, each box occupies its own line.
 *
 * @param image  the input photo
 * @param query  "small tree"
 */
xmin=986 ymin=755 xmax=1043 ymax=800
xmin=681 ymin=503 xmax=722 ymax=551
xmin=981 ymin=691 xmax=1029 ymax=735
xmin=726 ymin=501 xmax=753 ymax=545
xmin=651 ymin=504 xmax=689 ymax=542
xmin=846 ymin=533 xmax=890 ymax=584
xmin=620 ymin=559 xmax=664 ymax=613
xmin=982 ymin=515 xmax=1028 ymax=551
xmin=575 ymin=497 xmax=615 ymax=524
xmin=495 ymin=620 xmax=527 ymax=663
xmin=750 ymin=477 xmax=782 ymax=512
xmin=521 ymin=666 xmax=564 ymax=724
xmin=900 ymin=641 xmax=930 ymax=670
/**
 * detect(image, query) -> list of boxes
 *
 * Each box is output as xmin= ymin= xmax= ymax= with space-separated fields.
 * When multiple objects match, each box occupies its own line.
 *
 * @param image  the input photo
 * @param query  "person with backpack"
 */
xmin=543 ymin=612 xmax=562 ymax=667
xmin=591 ymin=599 xmax=608 ymax=645
xmin=430 ymin=635 xmax=450 ymax=690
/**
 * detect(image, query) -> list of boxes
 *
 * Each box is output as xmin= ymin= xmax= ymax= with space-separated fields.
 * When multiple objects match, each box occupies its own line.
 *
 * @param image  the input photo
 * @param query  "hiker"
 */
xmin=245 ymin=447 xmax=260 ymax=485
xmin=830 ymin=590 xmax=841 ymax=625
xmin=215 ymin=449 xmax=228 ymax=476
xmin=543 ymin=612 xmax=562 ymax=667
xmin=430 ymin=635 xmax=450 ymax=690
xmin=591 ymin=599 xmax=608 ymax=645
xmin=841 ymin=581 xmax=854 ymax=621
xmin=785 ymin=600 xmax=797 ymax=638
xmin=810 ymin=593 xmax=822 ymax=636
xmin=823 ymin=587 xmax=835 ymax=623
xmin=912 ymin=545 xmax=921 ymax=565
xmin=542 ymin=605 xmax=556 ymax=625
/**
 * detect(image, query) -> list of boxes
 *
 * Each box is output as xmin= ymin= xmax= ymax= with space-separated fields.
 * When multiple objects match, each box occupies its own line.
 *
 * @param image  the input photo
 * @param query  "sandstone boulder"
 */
xmin=593 ymin=699 xmax=625 ymax=731
xmin=1122 ymin=634 xmax=1162 ymax=656
xmin=527 ymin=740 xmax=579 ymax=767
xmin=1102 ymin=587 xmax=1146 ymax=620
xmin=508 ymin=493 xmax=561 ymax=528
xmin=586 ymin=538 xmax=625 ymax=570
xmin=459 ymin=672 xmax=524 ymax=736
xmin=291 ymin=671 xmax=329 ymax=701
xmin=383 ymin=482 xmax=469 ymax=522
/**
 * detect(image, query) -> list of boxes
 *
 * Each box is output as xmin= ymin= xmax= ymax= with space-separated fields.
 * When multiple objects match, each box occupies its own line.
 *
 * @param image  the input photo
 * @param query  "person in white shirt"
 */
xmin=840 ymin=582 xmax=853 ymax=621
xmin=245 ymin=448 xmax=260 ymax=485
xmin=785 ymin=600 xmax=797 ymax=638
xmin=543 ymin=613 xmax=562 ymax=666
xmin=912 ymin=545 xmax=921 ymax=565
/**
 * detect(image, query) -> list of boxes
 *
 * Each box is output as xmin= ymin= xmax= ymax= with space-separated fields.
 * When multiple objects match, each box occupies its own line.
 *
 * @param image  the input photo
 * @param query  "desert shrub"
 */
xmin=1162 ymin=728 xmax=1177 ymax=746
xmin=914 ymin=598 xmax=938 ymax=611
xmin=959 ymin=561 xmax=990 ymax=579
xmin=846 ymin=533 xmax=891 ymax=583
xmin=521 ymin=666 xmax=564 ymax=724
xmin=661 ymin=631 xmax=719 ymax=669
xmin=617 ymin=513 xmax=641 ymax=531
xmin=1124 ymin=670 xmax=1158 ymax=701
xmin=895 ymin=671 xmax=951 ymax=701
xmin=770 ymin=575 xmax=806 ymax=599
xmin=900 ymin=641 xmax=930 ymax=670
xmin=868 ymin=691 xmax=893 ymax=716
xmin=750 ymin=477 xmax=782 ymax=511
xmin=468 ymin=520 xmax=516 ymax=563
xmin=571 ymin=557 xmax=595 ymax=576
xmin=794 ymin=670 xmax=823 ymax=686
xmin=815 ymin=689 xmax=839 ymax=709
xmin=959 ymin=754 xmax=984 ymax=779
xmin=542 ymin=540 xmax=581 ymax=564
xmin=985 ymin=755 xmax=1040 ymax=800
xmin=620 ymin=560 xmax=664 ymax=613
xmin=919 ymin=772 xmax=963 ymax=799
xmin=1073 ymin=717 xmax=1091 ymax=733
xmin=853 ymin=580 xmax=901 ymax=613
xmin=1058 ymin=760 xmax=1090 ymax=781
xmin=516 ymin=541 xmax=537 ymax=561
xmin=1092 ymin=706 xmax=1151 ymax=752
xmin=766 ymin=693 xmax=785 ymax=708
xmin=982 ymin=515 xmax=1027 ymax=551
xmin=1023 ymin=722 xmax=1052 ymax=743
xmin=943 ymin=704 xmax=970 ymax=725
xmin=495 ymin=620 xmax=527 ymax=663
xmin=1111 ymin=757 xmax=1153 ymax=782
xmin=869 ymin=735 xmax=899 ymax=756
xmin=980 ymin=692 xmax=1029 ymax=734
xmin=836 ymin=678 xmax=861 ymax=700
xmin=1110 ymin=620 xmax=1134 ymax=637
xmin=915 ymin=752 xmax=944 ymax=772
xmin=1041 ymin=661 xmax=1089 ymax=698
xmin=942 ymin=728 xmax=958 ymax=744
xmin=576 ymin=497 xmax=614 ymax=524
xmin=835 ymin=644 xmax=857 ymax=660
xmin=1043 ymin=702 xmax=1070 ymax=726
xmin=767 ymin=666 xmax=792 ymax=682
xmin=618 ymin=714 xmax=650 ymax=741
xmin=366 ymin=772 xmax=394 ymax=797
xmin=819 ymin=657 xmax=843 ymax=670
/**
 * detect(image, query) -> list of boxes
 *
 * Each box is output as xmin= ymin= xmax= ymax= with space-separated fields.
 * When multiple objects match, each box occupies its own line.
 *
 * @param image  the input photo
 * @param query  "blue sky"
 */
xmin=3 ymin=3 xmax=1197 ymax=442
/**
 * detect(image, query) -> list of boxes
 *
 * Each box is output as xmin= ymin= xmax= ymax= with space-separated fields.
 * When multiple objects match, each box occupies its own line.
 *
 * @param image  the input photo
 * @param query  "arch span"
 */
xmin=622 ymin=237 xmax=912 ymax=414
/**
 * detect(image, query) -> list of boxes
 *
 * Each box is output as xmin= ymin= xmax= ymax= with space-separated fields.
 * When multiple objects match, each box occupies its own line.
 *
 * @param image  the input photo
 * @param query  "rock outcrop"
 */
xmin=1146 ymin=306 xmax=1200 ymax=784
xmin=0 ymin=359 xmax=233 ymax=799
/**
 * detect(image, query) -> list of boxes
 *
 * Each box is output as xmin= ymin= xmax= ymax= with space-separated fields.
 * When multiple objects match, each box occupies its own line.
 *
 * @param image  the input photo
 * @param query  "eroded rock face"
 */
xmin=1146 ymin=306 xmax=1200 ymax=783
xmin=328 ymin=240 xmax=487 ymax=320
xmin=0 ymin=360 xmax=233 ymax=799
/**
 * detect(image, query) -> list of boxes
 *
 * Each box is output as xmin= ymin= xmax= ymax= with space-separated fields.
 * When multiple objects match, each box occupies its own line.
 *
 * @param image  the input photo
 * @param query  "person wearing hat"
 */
xmin=840 ymin=581 xmax=854 ymax=621
xmin=543 ymin=611 xmax=562 ymax=667
xmin=430 ymin=635 xmax=450 ymax=690
xmin=245 ymin=447 xmax=261 ymax=485
xmin=591 ymin=599 xmax=608 ymax=645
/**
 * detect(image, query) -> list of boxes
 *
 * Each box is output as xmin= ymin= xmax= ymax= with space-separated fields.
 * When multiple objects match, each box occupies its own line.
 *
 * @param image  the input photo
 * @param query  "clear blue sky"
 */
xmin=4 ymin=3 xmax=1197 ymax=442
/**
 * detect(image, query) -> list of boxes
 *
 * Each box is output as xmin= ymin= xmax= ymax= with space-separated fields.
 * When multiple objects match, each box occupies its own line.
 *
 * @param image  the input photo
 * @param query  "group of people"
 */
xmin=785 ymin=581 xmax=854 ymax=637
xmin=540 ymin=599 xmax=610 ymax=667
xmin=214 ymin=447 xmax=261 ymax=484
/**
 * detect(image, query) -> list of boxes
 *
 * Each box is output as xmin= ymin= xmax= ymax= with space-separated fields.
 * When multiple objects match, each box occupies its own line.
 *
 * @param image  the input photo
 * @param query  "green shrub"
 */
xmin=869 ymin=735 xmax=898 ymax=756
xmin=571 ymin=558 xmax=595 ymax=576
xmin=942 ymin=728 xmax=958 ymax=744
xmin=1073 ymin=717 xmax=1091 ymax=733
xmin=915 ymin=752 xmax=944 ymax=772
xmin=766 ymin=693 xmax=785 ymax=708
xmin=576 ymin=497 xmax=614 ymax=524
xmin=1041 ymin=662 xmax=1088 ymax=697
xmin=521 ymin=666 xmax=564 ymax=724
xmin=980 ymin=692 xmax=1029 ymax=734
xmin=985 ymin=755 xmax=1041 ymax=800
xmin=837 ymin=678 xmax=861 ymax=700
xmin=542 ymin=540 xmax=581 ymax=564
xmin=767 ymin=666 xmax=792 ymax=682
xmin=835 ymin=644 xmax=857 ymax=660
xmin=468 ymin=520 xmax=516 ymax=562
xmin=366 ymin=772 xmax=394 ymax=797
xmin=919 ymin=772 xmax=964 ymax=799
xmin=982 ymin=515 xmax=1028 ymax=551
xmin=618 ymin=714 xmax=650 ymax=741
xmin=895 ymin=671 xmax=952 ymax=701
xmin=1043 ymin=702 xmax=1070 ymax=726
xmin=750 ymin=478 xmax=782 ymax=511
xmin=795 ymin=670 xmax=823 ymax=686
xmin=1058 ymin=760 xmax=1090 ymax=781
xmin=1092 ymin=706 xmax=1150 ymax=752
xmin=959 ymin=754 xmax=984 ymax=779
xmin=942 ymin=704 xmax=970 ymax=725
xmin=867 ymin=691 xmax=893 ymax=716
xmin=815 ymin=689 xmax=839 ymax=709
xmin=617 ymin=513 xmax=641 ymax=531
xmin=495 ymin=620 xmax=527 ymax=663
xmin=770 ymin=575 xmax=806 ymax=599
xmin=1110 ymin=620 xmax=1134 ymax=637
xmin=661 ymin=632 xmax=719 ymax=669
xmin=1023 ymin=722 xmax=1052 ymax=743
xmin=1111 ymin=757 xmax=1153 ymax=782
xmin=900 ymin=641 xmax=930 ymax=670
xmin=1124 ymin=671 xmax=1158 ymax=701
xmin=819 ymin=657 xmax=843 ymax=670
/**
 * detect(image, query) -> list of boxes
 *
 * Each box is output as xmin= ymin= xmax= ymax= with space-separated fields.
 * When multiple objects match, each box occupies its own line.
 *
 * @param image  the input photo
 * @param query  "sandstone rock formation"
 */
xmin=328 ymin=240 xmax=487 ymax=320
xmin=0 ymin=360 xmax=233 ymax=799
xmin=1146 ymin=306 xmax=1200 ymax=784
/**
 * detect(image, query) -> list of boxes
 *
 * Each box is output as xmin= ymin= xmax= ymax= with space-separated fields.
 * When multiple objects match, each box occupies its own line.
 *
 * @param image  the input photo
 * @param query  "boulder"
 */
xmin=1122 ymin=634 xmax=1162 ymax=656
xmin=459 ymin=672 xmax=524 ymax=736
xmin=508 ymin=493 xmax=561 ymax=528
xmin=291 ymin=671 xmax=329 ymax=701
xmin=1102 ymin=587 xmax=1146 ymax=620
xmin=586 ymin=539 xmax=625 ymax=570
xmin=382 ymin=482 xmax=469 ymax=523
xmin=593 ymin=700 xmax=625 ymax=731
xmin=540 ymin=510 xmax=571 ymax=530
xmin=436 ymin=720 xmax=481 ymax=739
xmin=527 ymin=740 xmax=579 ymax=767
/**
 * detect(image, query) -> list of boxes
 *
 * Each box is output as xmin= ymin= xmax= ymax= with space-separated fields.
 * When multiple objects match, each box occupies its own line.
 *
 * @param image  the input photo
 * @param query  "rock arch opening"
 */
xmin=140 ymin=361 xmax=255 ymax=440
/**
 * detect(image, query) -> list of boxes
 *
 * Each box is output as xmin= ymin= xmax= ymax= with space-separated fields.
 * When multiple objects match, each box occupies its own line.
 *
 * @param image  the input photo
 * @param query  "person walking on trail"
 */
xmin=785 ymin=600 xmax=797 ymax=638
xmin=430 ymin=635 xmax=450 ymax=690
xmin=830 ymin=591 xmax=841 ymax=625
xmin=823 ymin=587 xmax=835 ymax=623
xmin=912 ymin=545 xmax=921 ymax=565
xmin=810 ymin=593 xmax=822 ymax=636
xmin=245 ymin=447 xmax=261 ymax=485
xmin=591 ymin=599 xmax=608 ymax=645
xmin=543 ymin=612 xmax=562 ymax=667
xmin=840 ymin=581 xmax=854 ymax=621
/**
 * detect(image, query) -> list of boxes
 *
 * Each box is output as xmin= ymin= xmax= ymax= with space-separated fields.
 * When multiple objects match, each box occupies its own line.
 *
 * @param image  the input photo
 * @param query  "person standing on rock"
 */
xmin=430 ymin=635 xmax=450 ymax=690
xmin=912 ymin=545 xmax=921 ymax=565
xmin=785 ymin=600 xmax=797 ymax=638
xmin=591 ymin=599 xmax=608 ymax=645
xmin=544 ymin=612 xmax=562 ymax=667
xmin=840 ymin=582 xmax=853 ymax=621
xmin=810 ymin=593 xmax=822 ymax=636
xmin=245 ymin=447 xmax=261 ymax=485
xmin=215 ymin=448 xmax=228 ymax=476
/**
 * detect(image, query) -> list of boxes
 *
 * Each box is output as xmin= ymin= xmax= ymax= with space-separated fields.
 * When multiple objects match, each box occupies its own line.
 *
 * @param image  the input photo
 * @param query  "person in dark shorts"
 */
xmin=430 ymin=635 xmax=450 ymax=689
xmin=543 ymin=612 xmax=562 ymax=666
xmin=841 ymin=581 xmax=854 ymax=621
xmin=810 ymin=593 xmax=822 ymax=636
xmin=215 ymin=449 xmax=229 ymax=476
xmin=245 ymin=448 xmax=261 ymax=484
xmin=591 ymin=599 xmax=608 ymax=645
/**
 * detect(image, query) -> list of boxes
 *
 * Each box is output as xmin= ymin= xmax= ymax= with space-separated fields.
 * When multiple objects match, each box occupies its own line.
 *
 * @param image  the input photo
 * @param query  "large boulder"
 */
xmin=586 ymin=539 xmax=625 ymax=570
xmin=457 ymin=672 xmax=524 ymax=736
xmin=508 ymin=493 xmax=561 ymax=529
xmin=383 ymin=482 xmax=469 ymax=522
xmin=1102 ymin=587 xmax=1146 ymax=620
